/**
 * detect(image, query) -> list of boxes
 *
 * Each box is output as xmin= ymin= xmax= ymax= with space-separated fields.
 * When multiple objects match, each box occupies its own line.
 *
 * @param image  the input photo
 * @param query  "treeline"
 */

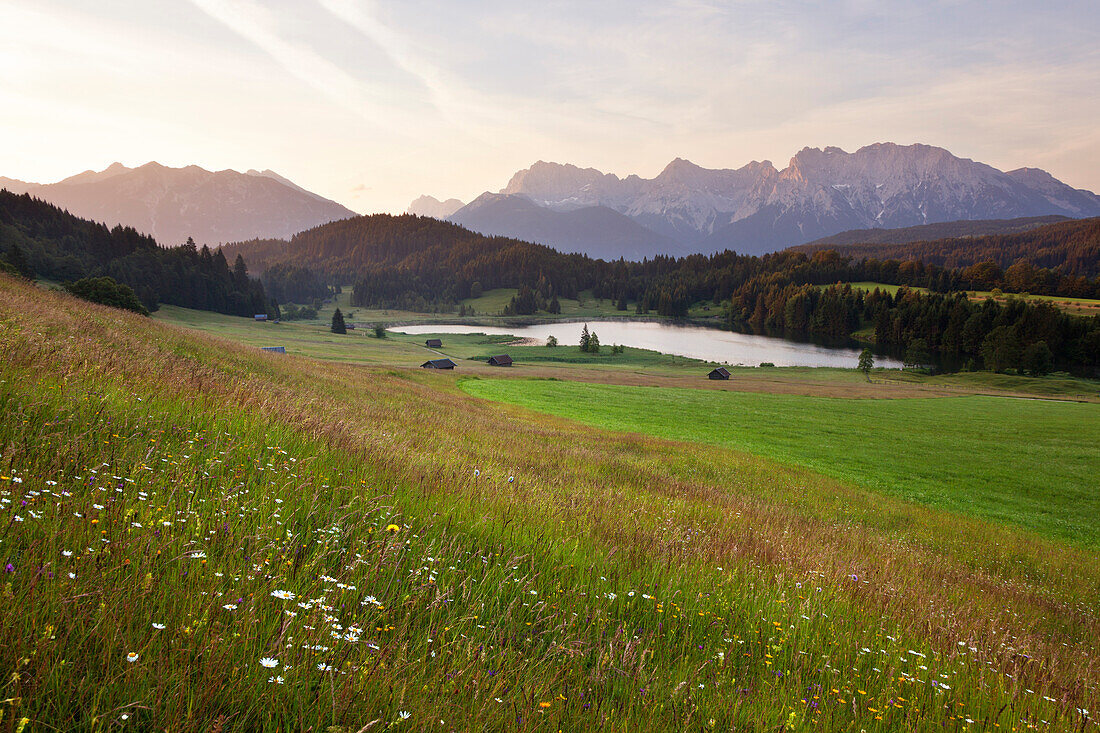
xmin=0 ymin=190 xmax=270 ymax=316
xmin=794 ymin=217 xmax=1100 ymax=282
xmin=726 ymin=282 xmax=1100 ymax=375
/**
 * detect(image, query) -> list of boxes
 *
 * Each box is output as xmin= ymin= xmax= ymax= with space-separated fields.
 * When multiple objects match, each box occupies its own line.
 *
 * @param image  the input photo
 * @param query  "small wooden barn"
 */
xmin=487 ymin=354 xmax=513 ymax=366
xmin=425 ymin=338 xmax=443 ymax=348
xmin=421 ymin=358 xmax=456 ymax=370
xmin=708 ymin=367 xmax=730 ymax=380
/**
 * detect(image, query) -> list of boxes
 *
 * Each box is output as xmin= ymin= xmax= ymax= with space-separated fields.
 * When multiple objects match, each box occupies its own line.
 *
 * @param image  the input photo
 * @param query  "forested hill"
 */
xmin=798 ymin=215 xmax=1070 ymax=248
xmin=220 ymin=214 xmax=608 ymax=305
xmin=0 ymin=189 xmax=269 ymax=315
xmin=792 ymin=217 xmax=1100 ymax=278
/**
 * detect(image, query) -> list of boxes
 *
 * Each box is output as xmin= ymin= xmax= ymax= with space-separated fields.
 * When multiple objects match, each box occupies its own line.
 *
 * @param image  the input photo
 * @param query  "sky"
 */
xmin=2 ymin=0 xmax=1098 ymax=214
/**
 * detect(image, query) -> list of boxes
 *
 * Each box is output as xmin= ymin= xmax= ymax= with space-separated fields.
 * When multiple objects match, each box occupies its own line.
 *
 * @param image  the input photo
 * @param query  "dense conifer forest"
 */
xmin=0 ymin=190 xmax=270 ymax=315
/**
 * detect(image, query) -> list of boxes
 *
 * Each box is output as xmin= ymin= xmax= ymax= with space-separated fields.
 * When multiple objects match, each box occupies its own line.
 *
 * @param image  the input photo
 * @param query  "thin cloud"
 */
xmin=314 ymin=0 xmax=454 ymax=116
xmin=187 ymin=0 xmax=416 ymax=133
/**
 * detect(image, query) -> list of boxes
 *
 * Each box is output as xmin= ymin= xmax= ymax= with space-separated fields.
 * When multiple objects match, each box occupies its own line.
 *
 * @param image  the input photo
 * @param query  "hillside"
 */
xmin=798 ymin=215 xmax=1071 ymax=248
xmin=793 ymin=216 xmax=1100 ymax=278
xmin=220 ymin=213 xmax=605 ymax=304
xmin=0 ymin=189 xmax=269 ymax=314
xmin=2 ymin=274 xmax=1099 ymax=729
xmin=1 ymin=162 xmax=357 ymax=246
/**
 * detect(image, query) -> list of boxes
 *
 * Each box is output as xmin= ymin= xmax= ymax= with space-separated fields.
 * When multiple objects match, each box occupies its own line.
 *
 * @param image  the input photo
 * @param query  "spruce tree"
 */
xmin=232 ymin=254 xmax=249 ymax=287
xmin=579 ymin=324 xmax=590 ymax=352
xmin=5 ymin=244 xmax=33 ymax=279
xmin=331 ymin=308 xmax=347 ymax=334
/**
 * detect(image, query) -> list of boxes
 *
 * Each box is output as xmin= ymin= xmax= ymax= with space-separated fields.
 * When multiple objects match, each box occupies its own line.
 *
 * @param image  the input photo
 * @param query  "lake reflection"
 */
xmin=394 ymin=320 xmax=903 ymax=369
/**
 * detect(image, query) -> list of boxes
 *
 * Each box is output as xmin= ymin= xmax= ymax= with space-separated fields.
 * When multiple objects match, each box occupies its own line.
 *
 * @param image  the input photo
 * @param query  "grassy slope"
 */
xmin=460 ymin=379 xmax=1100 ymax=548
xmin=462 ymin=287 xmax=726 ymax=324
xmin=154 ymin=308 xmax=729 ymax=376
xmin=841 ymin=282 xmax=1100 ymax=316
xmin=462 ymin=288 xmax=633 ymax=320
xmin=4 ymin=276 xmax=1099 ymax=730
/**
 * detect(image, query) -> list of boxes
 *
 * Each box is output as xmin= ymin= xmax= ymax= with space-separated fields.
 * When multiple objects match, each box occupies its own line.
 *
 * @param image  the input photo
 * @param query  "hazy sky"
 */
xmin=2 ymin=0 xmax=1098 ymax=213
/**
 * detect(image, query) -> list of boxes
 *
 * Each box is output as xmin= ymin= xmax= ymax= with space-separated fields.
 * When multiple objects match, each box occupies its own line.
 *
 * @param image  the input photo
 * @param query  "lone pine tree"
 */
xmin=331 ymin=308 xmax=347 ymax=334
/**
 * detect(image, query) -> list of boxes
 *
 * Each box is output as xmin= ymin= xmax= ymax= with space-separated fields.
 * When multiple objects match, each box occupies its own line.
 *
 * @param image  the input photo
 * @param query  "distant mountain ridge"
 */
xmin=407 ymin=195 xmax=465 ymax=219
xmin=797 ymin=215 xmax=1072 ymax=248
xmin=1 ymin=163 xmax=358 ymax=246
xmin=790 ymin=216 xmax=1100 ymax=279
xmin=411 ymin=143 xmax=1100 ymax=258
xmin=448 ymin=192 xmax=678 ymax=260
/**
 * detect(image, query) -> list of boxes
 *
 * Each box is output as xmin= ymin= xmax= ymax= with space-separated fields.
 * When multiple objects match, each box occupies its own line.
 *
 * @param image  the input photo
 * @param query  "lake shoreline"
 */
xmin=391 ymin=319 xmax=906 ymax=369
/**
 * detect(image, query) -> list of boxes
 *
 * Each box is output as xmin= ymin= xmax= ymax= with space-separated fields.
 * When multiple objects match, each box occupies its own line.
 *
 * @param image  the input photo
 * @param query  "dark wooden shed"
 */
xmin=421 ymin=358 xmax=456 ymax=369
xmin=425 ymin=338 xmax=443 ymax=348
xmin=487 ymin=354 xmax=513 ymax=366
xmin=708 ymin=367 xmax=731 ymax=380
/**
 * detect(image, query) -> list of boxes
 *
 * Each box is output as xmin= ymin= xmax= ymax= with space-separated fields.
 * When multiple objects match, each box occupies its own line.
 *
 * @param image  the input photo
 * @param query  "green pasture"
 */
xmin=460 ymin=378 xmax=1100 ymax=547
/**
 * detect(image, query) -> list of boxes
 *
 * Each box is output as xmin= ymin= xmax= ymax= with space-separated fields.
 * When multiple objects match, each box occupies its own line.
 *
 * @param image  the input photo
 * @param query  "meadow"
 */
xmin=841 ymin=282 xmax=1100 ymax=316
xmin=153 ymin=306 xmax=722 ymax=376
xmin=459 ymin=379 xmax=1100 ymax=547
xmin=3 ymin=274 xmax=1099 ymax=730
xmin=154 ymin=304 xmax=1100 ymax=401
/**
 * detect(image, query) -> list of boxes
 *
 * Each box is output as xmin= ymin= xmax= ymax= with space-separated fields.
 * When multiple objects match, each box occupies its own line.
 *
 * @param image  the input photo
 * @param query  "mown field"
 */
xmin=459 ymin=380 xmax=1100 ymax=547
xmin=3 ymin=274 xmax=1099 ymax=731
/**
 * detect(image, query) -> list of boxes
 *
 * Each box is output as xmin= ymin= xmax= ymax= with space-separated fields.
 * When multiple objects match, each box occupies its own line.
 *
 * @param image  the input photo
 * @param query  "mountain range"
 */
xmin=0 ymin=163 xmax=357 ymax=247
xmin=409 ymin=143 xmax=1100 ymax=257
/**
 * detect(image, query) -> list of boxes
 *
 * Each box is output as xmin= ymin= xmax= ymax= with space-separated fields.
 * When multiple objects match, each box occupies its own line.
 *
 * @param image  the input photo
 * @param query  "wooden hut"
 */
xmin=425 ymin=338 xmax=443 ymax=348
xmin=487 ymin=354 xmax=513 ymax=366
xmin=421 ymin=358 xmax=456 ymax=369
xmin=708 ymin=367 xmax=730 ymax=380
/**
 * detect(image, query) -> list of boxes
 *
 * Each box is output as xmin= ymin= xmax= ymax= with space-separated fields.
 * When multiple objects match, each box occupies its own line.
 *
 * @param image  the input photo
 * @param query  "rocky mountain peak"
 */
xmin=407 ymin=195 xmax=465 ymax=219
xmin=414 ymin=143 xmax=1100 ymax=259
xmin=3 ymin=162 xmax=358 ymax=246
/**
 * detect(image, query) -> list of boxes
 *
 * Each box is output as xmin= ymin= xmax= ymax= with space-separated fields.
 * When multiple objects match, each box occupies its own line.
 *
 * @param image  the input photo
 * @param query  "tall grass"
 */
xmin=1 ymin=275 xmax=1097 ymax=730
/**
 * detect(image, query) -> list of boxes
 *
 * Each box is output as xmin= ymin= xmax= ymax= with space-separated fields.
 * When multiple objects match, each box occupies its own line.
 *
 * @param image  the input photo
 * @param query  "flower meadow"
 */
xmin=0 ymin=276 xmax=1097 ymax=730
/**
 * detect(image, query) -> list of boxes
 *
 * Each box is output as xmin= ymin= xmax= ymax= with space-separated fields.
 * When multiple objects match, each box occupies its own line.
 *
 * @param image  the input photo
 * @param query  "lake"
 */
xmin=394 ymin=320 xmax=903 ymax=368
